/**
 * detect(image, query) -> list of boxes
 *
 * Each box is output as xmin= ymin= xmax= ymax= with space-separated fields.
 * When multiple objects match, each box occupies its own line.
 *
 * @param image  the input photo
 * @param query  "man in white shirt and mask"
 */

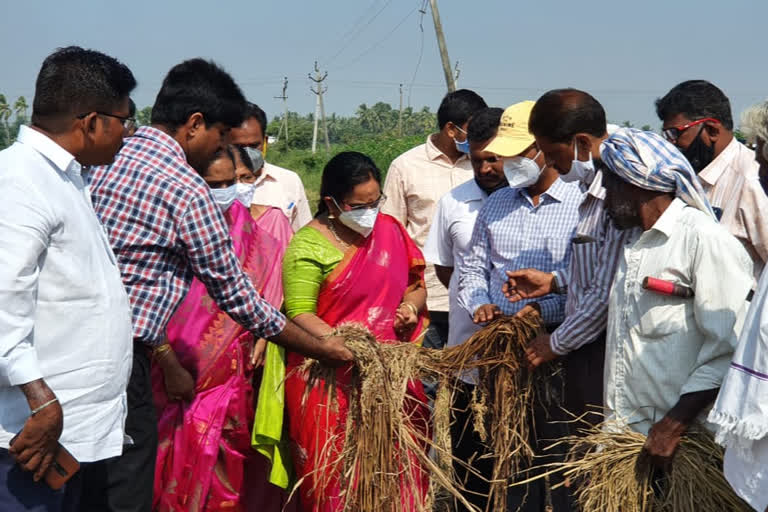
xmin=600 ymin=128 xmax=752 ymax=471
xmin=230 ymin=102 xmax=312 ymax=231
xmin=0 ymin=47 xmax=135 ymax=510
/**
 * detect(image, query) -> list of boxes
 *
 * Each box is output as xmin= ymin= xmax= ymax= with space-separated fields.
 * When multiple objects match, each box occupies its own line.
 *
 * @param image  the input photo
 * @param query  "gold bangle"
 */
xmin=153 ymin=343 xmax=173 ymax=359
xmin=400 ymin=301 xmax=419 ymax=316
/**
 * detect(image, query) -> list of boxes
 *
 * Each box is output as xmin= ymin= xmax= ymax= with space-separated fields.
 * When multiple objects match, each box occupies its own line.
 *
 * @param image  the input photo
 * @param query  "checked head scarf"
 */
xmin=599 ymin=127 xmax=715 ymax=219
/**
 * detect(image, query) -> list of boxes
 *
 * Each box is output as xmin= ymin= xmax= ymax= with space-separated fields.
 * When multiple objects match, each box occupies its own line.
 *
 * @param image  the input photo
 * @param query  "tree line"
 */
xmin=0 ymin=95 xmax=29 ymax=149
xmin=1 ymin=94 xmax=672 ymax=152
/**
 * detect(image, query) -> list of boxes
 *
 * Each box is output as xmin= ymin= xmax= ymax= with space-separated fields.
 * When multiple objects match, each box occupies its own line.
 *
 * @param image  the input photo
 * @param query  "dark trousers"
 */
xmin=423 ymin=311 xmax=449 ymax=401
xmin=450 ymin=381 xmax=494 ymax=512
xmin=0 ymin=449 xmax=84 ymax=512
xmin=79 ymin=342 xmax=157 ymax=511
xmin=507 ymin=364 xmax=574 ymax=512
xmin=451 ymin=374 xmax=576 ymax=511
xmin=562 ymin=331 xmax=606 ymax=428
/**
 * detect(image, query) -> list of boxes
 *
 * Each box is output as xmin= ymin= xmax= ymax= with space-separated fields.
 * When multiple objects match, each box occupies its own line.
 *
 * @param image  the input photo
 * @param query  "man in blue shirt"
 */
xmin=457 ymin=101 xmax=581 ymax=511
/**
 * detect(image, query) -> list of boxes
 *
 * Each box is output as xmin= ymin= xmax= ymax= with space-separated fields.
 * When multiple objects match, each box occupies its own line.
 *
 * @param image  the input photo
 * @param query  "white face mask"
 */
xmin=503 ymin=151 xmax=542 ymax=189
xmin=211 ymin=185 xmax=237 ymax=213
xmin=560 ymin=140 xmax=596 ymax=184
xmin=333 ymin=198 xmax=379 ymax=238
xmin=235 ymin=182 xmax=255 ymax=207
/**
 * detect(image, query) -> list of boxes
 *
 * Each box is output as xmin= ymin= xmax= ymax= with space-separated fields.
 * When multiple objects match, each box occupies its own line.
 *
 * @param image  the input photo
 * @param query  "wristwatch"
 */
xmin=551 ymin=271 xmax=567 ymax=295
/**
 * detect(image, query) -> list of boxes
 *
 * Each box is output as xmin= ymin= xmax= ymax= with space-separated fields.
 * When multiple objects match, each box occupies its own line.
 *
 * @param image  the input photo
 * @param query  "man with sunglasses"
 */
xmin=382 ymin=89 xmax=487 ymax=384
xmin=657 ymin=80 xmax=768 ymax=277
xmin=0 ymin=46 xmax=136 ymax=511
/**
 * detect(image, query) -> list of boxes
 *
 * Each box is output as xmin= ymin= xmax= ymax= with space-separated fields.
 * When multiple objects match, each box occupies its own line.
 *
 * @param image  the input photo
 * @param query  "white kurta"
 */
xmin=605 ymin=199 xmax=753 ymax=434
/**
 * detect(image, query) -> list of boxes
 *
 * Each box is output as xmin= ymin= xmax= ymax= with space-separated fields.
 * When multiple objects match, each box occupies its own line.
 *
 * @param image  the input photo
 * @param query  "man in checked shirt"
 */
xmin=503 ymin=89 xmax=636 ymax=427
xmin=87 ymin=59 xmax=352 ymax=512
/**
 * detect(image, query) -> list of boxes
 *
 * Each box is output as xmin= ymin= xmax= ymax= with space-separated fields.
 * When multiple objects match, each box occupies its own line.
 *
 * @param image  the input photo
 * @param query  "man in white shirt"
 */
xmin=382 ymin=89 xmax=487 ymax=360
xmin=656 ymin=80 xmax=768 ymax=278
xmin=601 ymin=128 xmax=753 ymax=471
xmin=0 ymin=47 xmax=136 ymax=511
xmin=230 ymin=102 xmax=312 ymax=231
xmin=423 ymin=107 xmax=504 ymax=509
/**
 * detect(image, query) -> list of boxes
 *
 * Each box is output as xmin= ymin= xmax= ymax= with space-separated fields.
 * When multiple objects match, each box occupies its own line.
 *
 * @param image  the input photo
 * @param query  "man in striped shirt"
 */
xmin=504 ymin=89 xmax=637 ymax=425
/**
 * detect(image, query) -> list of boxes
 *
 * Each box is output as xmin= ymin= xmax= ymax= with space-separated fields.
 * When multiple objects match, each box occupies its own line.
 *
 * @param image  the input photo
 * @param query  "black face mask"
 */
xmin=681 ymin=125 xmax=715 ymax=174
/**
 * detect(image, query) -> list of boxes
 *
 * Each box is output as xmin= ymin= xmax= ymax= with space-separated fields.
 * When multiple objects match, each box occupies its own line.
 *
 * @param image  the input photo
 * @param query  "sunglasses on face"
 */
xmin=662 ymin=117 xmax=719 ymax=143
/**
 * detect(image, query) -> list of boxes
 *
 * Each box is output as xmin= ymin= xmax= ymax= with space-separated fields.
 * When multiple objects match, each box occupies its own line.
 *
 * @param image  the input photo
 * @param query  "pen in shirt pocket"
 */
xmin=287 ymin=201 xmax=295 ymax=210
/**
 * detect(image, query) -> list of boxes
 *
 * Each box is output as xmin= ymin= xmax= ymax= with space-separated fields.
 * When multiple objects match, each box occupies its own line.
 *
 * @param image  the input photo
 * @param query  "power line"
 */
xmin=407 ymin=0 xmax=428 ymax=107
xmin=331 ymin=7 xmax=418 ymax=71
xmin=322 ymin=0 xmax=394 ymax=67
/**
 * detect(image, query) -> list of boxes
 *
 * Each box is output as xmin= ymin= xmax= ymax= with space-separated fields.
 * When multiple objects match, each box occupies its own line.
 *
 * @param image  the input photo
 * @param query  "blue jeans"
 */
xmin=0 ymin=449 xmax=82 ymax=512
xmin=422 ymin=312 xmax=449 ymax=401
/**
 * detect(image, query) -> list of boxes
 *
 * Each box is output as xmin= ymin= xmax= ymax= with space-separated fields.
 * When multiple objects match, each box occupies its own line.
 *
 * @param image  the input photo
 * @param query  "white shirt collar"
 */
xmin=16 ymin=125 xmax=81 ymax=175
xmin=451 ymin=178 xmax=487 ymax=203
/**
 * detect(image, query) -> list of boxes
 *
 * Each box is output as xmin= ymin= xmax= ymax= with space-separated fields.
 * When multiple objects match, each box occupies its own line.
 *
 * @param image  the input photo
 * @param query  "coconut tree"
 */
xmin=0 ymin=94 xmax=11 ymax=147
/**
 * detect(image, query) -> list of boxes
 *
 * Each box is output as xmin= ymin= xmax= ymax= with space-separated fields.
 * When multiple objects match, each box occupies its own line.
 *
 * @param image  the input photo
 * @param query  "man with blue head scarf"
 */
xmin=600 ymin=127 xmax=754 ymax=471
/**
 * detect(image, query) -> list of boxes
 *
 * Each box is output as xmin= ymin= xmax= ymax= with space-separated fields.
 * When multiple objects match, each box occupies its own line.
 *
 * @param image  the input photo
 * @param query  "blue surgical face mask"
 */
xmin=235 ymin=182 xmax=255 ymax=207
xmin=453 ymin=125 xmax=470 ymax=154
xmin=211 ymin=185 xmax=237 ymax=213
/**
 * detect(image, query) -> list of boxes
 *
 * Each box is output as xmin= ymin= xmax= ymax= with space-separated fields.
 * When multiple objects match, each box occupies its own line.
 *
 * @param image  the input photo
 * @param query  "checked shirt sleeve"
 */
xmin=179 ymin=194 xmax=286 ymax=338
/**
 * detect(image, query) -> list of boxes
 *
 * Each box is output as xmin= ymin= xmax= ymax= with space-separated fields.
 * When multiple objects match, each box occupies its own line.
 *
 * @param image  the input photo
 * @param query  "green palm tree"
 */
xmin=13 ymin=96 xmax=28 ymax=120
xmin=0 ymin=95 xmax=12 ymax=147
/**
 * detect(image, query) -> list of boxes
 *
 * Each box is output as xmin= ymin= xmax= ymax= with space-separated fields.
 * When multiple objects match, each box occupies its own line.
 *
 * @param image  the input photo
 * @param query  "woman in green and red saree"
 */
xmin=280 ymin=151 xmax=431 ymax=510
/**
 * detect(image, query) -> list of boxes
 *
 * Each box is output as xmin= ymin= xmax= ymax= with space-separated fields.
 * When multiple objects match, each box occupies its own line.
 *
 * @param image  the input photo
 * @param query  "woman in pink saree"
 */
xmin=279 ymin=152 xmax=431 ymax=511
xmin=151 ymin=148 xmax=288 ymax=511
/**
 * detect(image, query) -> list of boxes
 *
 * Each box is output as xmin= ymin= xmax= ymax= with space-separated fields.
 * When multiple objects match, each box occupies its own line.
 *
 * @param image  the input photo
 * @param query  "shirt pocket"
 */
xmin=545 ymin=238 xmax=570 ymax=267
xmin=631 ymin=291 xmax=692 ymax=339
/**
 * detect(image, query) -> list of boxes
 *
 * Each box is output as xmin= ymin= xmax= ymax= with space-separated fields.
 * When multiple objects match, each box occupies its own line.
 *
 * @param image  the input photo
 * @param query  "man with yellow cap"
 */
xmin=456 ymin=101 xmax=581 ymax=511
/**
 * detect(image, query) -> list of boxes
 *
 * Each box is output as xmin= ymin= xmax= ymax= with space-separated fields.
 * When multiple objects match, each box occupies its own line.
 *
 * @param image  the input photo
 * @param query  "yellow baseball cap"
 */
xmin=484 ymin=100 xmax=536 ymax=157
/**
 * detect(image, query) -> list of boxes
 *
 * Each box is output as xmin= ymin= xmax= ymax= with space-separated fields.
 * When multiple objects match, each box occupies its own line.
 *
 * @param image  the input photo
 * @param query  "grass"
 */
xmin=267 ymin=134 xmax=428 ymax=213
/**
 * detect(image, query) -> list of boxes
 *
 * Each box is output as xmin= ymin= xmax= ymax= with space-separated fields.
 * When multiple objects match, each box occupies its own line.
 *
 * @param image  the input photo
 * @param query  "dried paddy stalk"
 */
xmin=536 ymin=423 xmax=751 ymax=512
xmin=299 ymin=313 xmax=542 ymax=512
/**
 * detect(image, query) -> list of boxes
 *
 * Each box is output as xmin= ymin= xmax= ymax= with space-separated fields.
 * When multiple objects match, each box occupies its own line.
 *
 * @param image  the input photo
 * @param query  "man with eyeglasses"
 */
xmin=657 ymin=80 xmax=768 ymax=278
xmin=0 ymin=46 xmax=136 ymax=511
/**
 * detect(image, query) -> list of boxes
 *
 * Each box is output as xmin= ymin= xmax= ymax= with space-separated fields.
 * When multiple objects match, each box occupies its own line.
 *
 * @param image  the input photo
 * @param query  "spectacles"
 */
xmin=662 ymin=117 xmax=719 ymax=143
xmin=77 ymin=111 xmax=137 ymax=131
xmin=338 ymin=193 xmax=387 ymax=211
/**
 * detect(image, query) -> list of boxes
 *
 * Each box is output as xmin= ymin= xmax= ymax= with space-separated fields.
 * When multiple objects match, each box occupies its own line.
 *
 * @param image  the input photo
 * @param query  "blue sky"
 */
xmin=1 ymin=0 xmax=765 ymax=128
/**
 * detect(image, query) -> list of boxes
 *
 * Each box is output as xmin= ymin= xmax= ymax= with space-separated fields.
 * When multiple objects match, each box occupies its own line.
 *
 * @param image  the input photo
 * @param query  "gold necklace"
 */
xmin=327 ymin=217 xmax=350 ymax=250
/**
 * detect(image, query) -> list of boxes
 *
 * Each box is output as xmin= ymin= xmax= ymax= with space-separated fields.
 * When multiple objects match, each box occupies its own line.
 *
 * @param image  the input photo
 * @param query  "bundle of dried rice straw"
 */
xmin=531 ymin=422 xmax=752 ymax=512
xmin=298 ymin=313 xmax=542 ymax=512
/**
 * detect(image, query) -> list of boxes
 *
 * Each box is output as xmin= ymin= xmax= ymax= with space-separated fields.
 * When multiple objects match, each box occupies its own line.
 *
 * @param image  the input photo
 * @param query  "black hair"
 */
xmin=467 ymin=107 xmax=504 ymax=143
xmin=200 ymin=146 xmax=236 ymax=178
xmin=31 ymin=46 xmax=136 ymax=128
xmin=317 ymin=151 xmax=381 ymax=216
xmin=529 ymin=88 xmax=606 ymax=142
xmin=151 ymin=58 xmax=246 ymax=130
xmin=655 ymin=80 xmax=733 ymax=131
xmin=233 ymin=145 xmax=254 ymax=172
xmin=128 ymin=98 xmax=136 ymax=117
xmin=437 ymin=89 xmax=488 ymax=129
xmin=244 ymin=102 xmax=268 ymax=134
